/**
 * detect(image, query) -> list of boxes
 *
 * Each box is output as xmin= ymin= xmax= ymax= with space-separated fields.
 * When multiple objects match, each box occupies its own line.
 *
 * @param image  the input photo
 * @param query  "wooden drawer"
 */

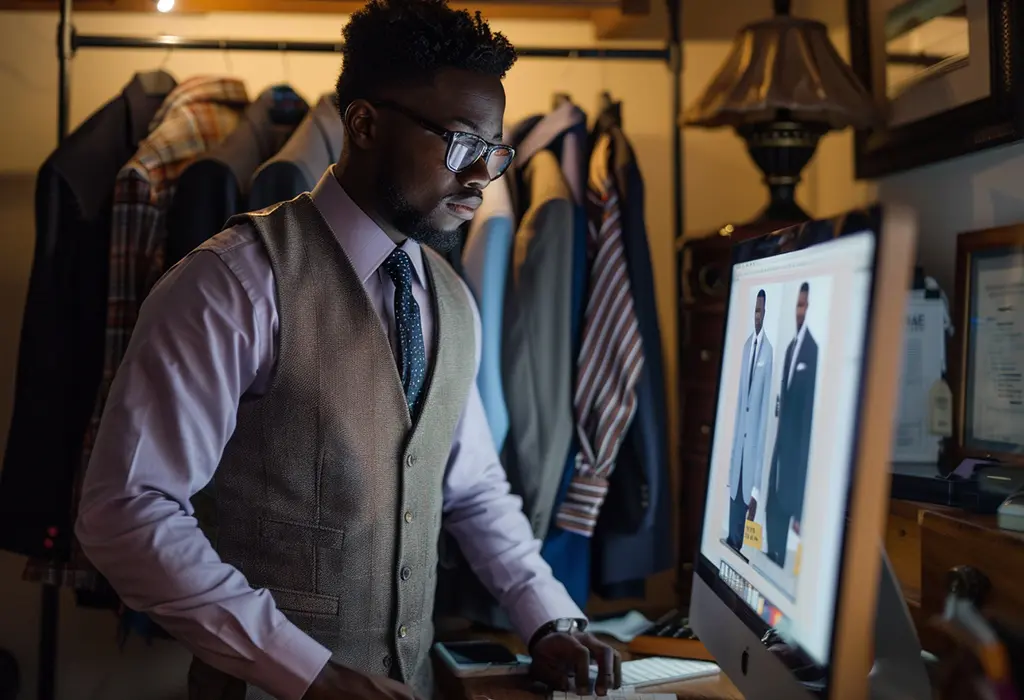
xmin=683 ymin=306 xmax=726 ymax=352
xmin=680 ymin=342 xmax=722 ymax=388
xmin=680 ymin=387 xmax=715 ymax=455
xmin=885 ymin=501 xmax=923 ymax=603
xmin=920 ymin=509 xmax=1024 ymax=624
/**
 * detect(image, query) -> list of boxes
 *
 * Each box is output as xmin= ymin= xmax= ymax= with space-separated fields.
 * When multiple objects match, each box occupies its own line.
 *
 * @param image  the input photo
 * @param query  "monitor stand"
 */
xmin=867 ymin=550 xmax=931 ymax=700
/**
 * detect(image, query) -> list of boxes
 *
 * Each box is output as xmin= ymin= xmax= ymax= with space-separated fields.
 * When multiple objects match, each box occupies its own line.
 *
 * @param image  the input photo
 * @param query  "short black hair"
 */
xmin=799 ymin=281 xmax=810 ymax=295
xmin=756 ymin=289 xmax=766 ymax=304
xmin=335 ymin=0 xmax=518 ymax=116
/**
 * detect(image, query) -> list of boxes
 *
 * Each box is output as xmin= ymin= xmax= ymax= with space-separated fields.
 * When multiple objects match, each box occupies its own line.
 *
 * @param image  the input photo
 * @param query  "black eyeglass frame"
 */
xmin=371 ymin=99 xmax=516 ymax=180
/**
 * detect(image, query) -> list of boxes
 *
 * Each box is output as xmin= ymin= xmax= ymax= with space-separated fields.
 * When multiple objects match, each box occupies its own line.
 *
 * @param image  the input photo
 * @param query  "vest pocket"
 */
xmin=266 ymin=586 xmax=340 ymax=616
xmin=257 ymin=518 xmax=346 ymax=595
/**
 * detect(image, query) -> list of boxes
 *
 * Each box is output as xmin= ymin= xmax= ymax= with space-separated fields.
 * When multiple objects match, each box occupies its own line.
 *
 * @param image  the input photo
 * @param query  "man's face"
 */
xmin=371 ymin=68 xmax=506 ymax=252
xmin=754 ymin=296 xmax=765 ymax=334
xmin=796 ymin=290 xmax=808 ymax=331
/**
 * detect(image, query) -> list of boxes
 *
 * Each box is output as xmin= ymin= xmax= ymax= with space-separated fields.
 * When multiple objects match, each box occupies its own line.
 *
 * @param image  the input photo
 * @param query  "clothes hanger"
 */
xmin=137 ymin=70 xmax=176 ymax=96
xmin=551 ymin=92 xmax=572 ymax=110
xmin=598 ymin=90 xmax=622 ymax=128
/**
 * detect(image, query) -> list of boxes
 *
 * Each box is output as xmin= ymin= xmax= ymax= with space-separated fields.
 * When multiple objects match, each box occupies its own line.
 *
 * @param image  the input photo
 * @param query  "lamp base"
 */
xmin=737 ymin=119 xmax=827 ymax=225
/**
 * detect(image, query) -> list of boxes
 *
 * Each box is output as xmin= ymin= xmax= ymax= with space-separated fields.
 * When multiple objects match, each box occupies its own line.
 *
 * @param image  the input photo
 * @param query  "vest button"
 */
xmin=398 ymin=625 xmax=409 ymax=639
xmin=400 ymin=566 xmax=412 ymax=581
xmin=382 ymin=655 xmax=392 ymax=671
xmin=404 ymin=511 xmax=413 ymax=523
xmin=406 ymin=454 xmax=416 ymax=468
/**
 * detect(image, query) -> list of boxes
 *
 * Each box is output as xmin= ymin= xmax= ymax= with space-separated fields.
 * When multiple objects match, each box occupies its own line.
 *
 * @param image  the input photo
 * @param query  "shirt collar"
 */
xmin=794 ymin=322 xmax=808 ymax=346
xmin=310 ymin=166 xmax=427 ymax=287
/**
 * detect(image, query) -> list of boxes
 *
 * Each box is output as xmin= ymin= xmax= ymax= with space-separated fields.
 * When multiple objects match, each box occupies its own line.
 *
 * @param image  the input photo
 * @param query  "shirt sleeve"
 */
xmin=75 ymin=249 xmax=331 ymax=700
xmin=441 ymin=282 xmax=584 ymax=642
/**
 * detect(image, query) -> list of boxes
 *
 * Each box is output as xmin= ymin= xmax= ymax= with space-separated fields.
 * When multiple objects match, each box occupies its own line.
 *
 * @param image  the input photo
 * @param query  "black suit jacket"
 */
xmin=165 ymin=85 xmax=307 ymax=266
xmin=769 ymin=329 xmax=818 ymax=519
xmin=0 ymin=71 xmax=175 ymax=560
xmin=248 ymin=93 xmax=342 ymax=210
xmin=591 ymin=105 xmax=673 ymax=596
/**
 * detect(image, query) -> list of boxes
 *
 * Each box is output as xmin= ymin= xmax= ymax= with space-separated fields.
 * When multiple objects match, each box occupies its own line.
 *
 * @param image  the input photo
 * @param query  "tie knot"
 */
xmin=383 ymin=248 xmax=413 ymax=287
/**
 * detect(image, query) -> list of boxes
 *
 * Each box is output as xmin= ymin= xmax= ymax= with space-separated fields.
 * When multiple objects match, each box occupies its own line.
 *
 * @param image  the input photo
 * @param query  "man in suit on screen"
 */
xmin=726 ymin=289 xmax=773 ymax=553
xmin=765 ymin=281 xmax=818 ymax=567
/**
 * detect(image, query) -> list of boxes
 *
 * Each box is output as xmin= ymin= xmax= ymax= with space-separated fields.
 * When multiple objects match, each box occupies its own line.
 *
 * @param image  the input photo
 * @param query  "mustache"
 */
xmin=446 ymin=189 xmax=483 ymax=206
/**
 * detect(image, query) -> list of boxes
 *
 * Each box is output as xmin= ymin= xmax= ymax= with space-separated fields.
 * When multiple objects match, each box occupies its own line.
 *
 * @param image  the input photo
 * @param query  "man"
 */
xmin=726 ymin=289 xmax=773 ymax=553
xmin=74 ymin=2 xmax=620 ymax=699
xmin=765 ymin=282 xmax=818 ymax=568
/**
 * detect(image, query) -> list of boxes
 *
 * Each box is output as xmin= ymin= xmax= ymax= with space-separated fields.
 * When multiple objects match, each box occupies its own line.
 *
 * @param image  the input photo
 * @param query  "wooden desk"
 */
xmin=433 ymin=629 xmax=743 ymax=699
xmin=444 ymin=672 xmax=743 ymax=700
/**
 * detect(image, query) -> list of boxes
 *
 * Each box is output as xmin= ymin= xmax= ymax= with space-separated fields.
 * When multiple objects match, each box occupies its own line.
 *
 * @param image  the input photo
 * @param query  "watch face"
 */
xmin=555 ymin=619 xmax=574 ymax=633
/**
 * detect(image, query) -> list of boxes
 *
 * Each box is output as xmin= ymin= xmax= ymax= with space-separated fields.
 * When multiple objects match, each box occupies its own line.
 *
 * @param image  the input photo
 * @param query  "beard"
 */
xmin=377 ymin=179 xmax=466 ymax=254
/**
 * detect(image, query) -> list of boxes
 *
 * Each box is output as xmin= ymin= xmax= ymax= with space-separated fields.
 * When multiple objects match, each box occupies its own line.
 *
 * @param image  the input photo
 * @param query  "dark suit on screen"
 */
xmin=765 ymin=327 xmax=818 ymax=566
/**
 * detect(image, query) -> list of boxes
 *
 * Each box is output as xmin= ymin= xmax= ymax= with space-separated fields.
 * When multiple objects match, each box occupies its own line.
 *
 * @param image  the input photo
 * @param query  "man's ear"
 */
xmin=343 ymin=99 xmax=377 ymax=150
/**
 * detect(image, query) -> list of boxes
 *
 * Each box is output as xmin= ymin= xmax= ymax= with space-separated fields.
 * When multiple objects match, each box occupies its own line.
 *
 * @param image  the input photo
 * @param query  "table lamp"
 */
xmin=685 ymin=0 xmax=880 ymax=225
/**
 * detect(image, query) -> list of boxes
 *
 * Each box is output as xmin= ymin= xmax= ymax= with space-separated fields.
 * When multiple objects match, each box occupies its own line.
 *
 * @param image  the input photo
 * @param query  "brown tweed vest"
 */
xmin=187 ymin=194 xmax=476 ymax=700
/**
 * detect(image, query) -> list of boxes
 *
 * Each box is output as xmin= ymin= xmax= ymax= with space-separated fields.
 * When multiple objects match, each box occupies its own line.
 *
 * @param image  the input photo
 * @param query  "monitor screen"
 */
xmin=697 ymin=228 xmax=877 ymax=668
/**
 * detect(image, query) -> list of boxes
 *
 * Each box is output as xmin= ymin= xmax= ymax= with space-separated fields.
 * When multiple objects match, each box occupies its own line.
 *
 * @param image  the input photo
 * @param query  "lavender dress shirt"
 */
xmin=75 ymin=167 xmax=584 ymax=700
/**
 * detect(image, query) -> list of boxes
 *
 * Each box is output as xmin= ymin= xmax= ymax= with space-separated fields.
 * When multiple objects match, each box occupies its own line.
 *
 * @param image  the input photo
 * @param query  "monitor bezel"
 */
xmin=690 ymin=204 xmax=916 ymax=699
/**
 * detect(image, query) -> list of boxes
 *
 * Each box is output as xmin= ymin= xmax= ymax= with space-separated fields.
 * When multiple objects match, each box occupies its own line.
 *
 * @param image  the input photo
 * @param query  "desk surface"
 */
xmin=433 ymin=628 xmax=743 ymax=700
xmin=449 ymin=673 xmax=744 ymax=700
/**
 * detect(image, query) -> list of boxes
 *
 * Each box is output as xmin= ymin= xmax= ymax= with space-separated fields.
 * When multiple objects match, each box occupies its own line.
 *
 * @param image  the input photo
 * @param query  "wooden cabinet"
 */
xmin=886 ymin=499 xmax=1024 ymax=652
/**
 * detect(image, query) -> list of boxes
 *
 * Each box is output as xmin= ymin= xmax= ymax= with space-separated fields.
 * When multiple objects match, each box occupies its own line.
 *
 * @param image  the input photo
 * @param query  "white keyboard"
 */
xmin=551 ymin=693 xmax=674 ymax=700
xmin=620 ymin=656 xmax=720 ymax=688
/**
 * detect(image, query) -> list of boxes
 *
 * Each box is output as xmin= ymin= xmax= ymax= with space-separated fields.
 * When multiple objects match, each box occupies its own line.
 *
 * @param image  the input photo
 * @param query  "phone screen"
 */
xmin=444 ymin=641 xmax=519 ymax=666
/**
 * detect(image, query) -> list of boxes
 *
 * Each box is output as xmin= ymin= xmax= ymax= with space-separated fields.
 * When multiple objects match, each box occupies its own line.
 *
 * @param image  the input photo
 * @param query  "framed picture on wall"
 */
xmin=951 ymin=224 xmax=1024 ymax=465
xmin=847 ymin=0 xmax=1024 ymax=178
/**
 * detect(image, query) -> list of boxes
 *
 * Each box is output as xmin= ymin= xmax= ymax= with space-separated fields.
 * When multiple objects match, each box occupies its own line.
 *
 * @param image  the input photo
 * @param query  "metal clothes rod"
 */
xmin=42 ymin=0 xmax=683 ymax=698
xmin=71 ymin=31 xmax=672 ymax=61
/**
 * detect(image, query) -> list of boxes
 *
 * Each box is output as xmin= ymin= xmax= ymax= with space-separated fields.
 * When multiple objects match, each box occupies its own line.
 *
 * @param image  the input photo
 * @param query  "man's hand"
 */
xmin=530 ymin=632 xmax=621 ymax=696
xmin=302 ymin=660 xmax=423 ymax=700
xmin=746 ymin=496 xmax=757 ymax=521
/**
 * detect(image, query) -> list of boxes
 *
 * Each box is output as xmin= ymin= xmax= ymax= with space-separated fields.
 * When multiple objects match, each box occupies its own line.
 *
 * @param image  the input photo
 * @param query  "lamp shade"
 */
xmin=685 ymin=16 xmax=881 ymax=131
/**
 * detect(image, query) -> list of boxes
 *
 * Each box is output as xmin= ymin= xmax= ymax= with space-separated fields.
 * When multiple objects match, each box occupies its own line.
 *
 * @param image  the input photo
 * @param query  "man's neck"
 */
xmin=334 ymin=161 xmax=408 ymax=246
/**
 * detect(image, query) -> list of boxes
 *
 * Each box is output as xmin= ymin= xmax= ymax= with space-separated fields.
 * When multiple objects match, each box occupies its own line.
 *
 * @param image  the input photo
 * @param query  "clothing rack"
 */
xmin=42 ymin=0 xmax=683 ymax=697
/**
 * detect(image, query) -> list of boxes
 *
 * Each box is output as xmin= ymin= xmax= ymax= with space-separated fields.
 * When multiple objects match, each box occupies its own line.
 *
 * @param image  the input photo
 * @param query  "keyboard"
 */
xmin=644 ymin=609 xmax=698 ymax=639
xmin=551 ymin=693 xmax=675 ymax=700
xmin=620 ymin=656 xmax=720 ymax=688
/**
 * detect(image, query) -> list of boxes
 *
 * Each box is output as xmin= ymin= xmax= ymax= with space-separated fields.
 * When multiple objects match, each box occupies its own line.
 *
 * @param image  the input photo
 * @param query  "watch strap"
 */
xmin=528 ymin=617 xmax=588 ymax=652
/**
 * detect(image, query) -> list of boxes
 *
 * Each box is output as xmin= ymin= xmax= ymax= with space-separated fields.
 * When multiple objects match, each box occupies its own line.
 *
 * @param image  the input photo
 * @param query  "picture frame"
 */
xmin=847 ymin=0 xmax=1024 ymax=179
xmin=951 ymin=224 xmax=1024 ymax=465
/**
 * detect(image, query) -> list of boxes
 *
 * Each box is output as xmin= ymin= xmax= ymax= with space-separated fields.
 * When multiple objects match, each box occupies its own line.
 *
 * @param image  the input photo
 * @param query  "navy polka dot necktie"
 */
xmin=382 ymin=248 xmax=426 ymax=414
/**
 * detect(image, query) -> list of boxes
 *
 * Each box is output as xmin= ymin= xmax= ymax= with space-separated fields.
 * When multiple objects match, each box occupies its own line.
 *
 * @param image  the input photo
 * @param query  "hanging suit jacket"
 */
xmin=461 ymin=174 xmax=514 ymax=452
xmin=165 ymin=85 xmax=307 ymax=266
xmin=22 ymin=76 xmax=249 ymax=589
xmin=502 ymin=100 xmax=588 ymax=542
xmin=589 ymin=106 xmax=673 ymax=596
xmin=434 ymin=140 xmax=578 ymax=631
xmin=0 ymin=71 xmax=176 ymax=561
xmin=248 ymin=93 xmax=343 ymax=209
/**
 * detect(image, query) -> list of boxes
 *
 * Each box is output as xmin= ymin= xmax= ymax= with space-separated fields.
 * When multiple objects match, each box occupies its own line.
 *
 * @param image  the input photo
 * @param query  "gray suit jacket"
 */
xmin=248 ymin=94 xmax=343 ymax=209
xmin=729 ymin=332 xmax=774 ymax=504
xmin=501 ymin=149 xmax=576 ymax=540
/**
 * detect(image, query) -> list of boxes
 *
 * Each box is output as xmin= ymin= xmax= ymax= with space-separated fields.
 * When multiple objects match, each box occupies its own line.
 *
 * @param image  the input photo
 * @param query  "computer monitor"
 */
xmin=689 ymin=205 xmax=921 ymax=700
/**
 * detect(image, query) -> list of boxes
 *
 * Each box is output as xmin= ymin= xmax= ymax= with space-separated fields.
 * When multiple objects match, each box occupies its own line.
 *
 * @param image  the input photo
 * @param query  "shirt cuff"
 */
xmin=751 ymin=487 xmax=760 ymax=502
xmin=505 ymin=582 xmax=586 ymax=648
xmin=248 ymin=619 xmax=333 ymax=700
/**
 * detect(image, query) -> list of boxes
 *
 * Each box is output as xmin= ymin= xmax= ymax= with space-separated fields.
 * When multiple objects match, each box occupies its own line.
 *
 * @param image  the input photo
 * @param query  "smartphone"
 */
xmin=432 ymin=640 xmax=531 ymax=678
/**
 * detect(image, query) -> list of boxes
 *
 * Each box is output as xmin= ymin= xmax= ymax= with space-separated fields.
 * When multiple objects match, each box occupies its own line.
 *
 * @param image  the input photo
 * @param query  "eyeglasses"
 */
xmin=371 ymin=99 xmax=515 ymax=181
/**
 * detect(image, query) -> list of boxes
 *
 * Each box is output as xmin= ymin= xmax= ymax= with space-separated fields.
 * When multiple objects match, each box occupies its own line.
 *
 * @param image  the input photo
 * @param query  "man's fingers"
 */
xmin=569 ymin=636 xmax=592 ymax=694
xmin=584 ymin=637 xmax=616 ymax=695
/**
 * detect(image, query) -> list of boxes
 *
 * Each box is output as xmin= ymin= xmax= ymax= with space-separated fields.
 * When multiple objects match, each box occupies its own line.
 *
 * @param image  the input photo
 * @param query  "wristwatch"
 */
xmin=528 ymin=617 xmax=588 ymax=651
